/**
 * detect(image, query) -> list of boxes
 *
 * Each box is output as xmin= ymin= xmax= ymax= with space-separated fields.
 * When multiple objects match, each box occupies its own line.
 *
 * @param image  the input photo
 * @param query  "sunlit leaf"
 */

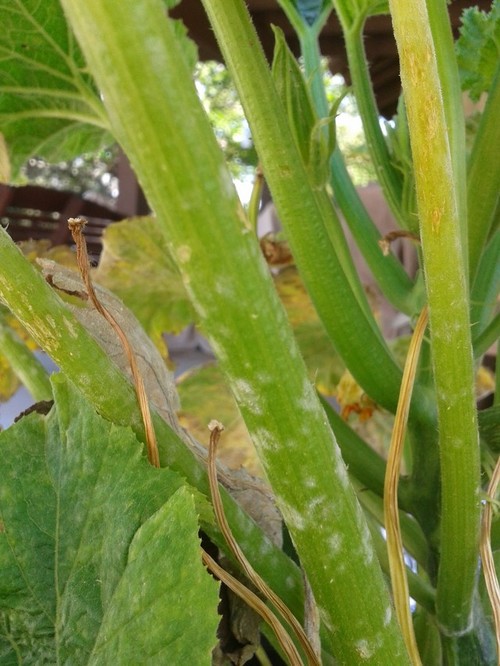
xmin=177 ymin=363 xmax=262 ymax=475
xmin=274 ymin=266 xmax=344 ymax=393
xmin=95 ymin=216 xmax=195 ymax=348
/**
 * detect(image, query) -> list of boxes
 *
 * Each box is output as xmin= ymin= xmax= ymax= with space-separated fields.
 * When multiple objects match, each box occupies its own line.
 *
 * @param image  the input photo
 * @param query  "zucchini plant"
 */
xmin=0 ymin=0 xmax=498 ymax=663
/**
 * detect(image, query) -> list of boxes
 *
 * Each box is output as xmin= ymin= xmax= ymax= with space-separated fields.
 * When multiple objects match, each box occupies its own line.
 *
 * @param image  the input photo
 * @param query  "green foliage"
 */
xmin=457 ymin=0 xmax=500 ymax=102
xmin=95 ymin=217 xmax=195 ymax=341
xmin=0 ymin=376 xmax=219 ymax=664
xmin=0 ymin=0 xmax=109 ymax=179
xmin=0 ymin=0 xmax=498 ymax=663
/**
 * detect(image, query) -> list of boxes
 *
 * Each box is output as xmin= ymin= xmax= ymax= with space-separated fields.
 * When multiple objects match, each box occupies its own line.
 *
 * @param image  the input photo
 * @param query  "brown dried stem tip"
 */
xmin=68 ymin=217 xmax=160 ymax=468
xmin=378 ymin=229 xmax=420 ymax=256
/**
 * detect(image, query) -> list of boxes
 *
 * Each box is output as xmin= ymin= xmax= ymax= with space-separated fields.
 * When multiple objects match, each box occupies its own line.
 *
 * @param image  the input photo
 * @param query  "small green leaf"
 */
xmin=95 ymin=217 xmax=195 ymax=343
xmin=456 ymin=0 xmax=500 ymax=102
xmin=0 ymin=376 xmax=218 ymax=663
xmin=271 ymin=26 xmax=317 ymax=166
xmin=308 ymin=94 xmax=345 ymax=188
xmin=271 ymin=27 xmax=342 ymax=188
xmin=0 ymin=0 xmax=111 ymax=178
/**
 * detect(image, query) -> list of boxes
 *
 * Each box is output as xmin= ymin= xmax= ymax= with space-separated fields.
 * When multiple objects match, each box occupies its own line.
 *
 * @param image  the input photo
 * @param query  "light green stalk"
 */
xmin=0 ymin=228 xmax=306 ymax=625
xmin=59 ymin=1 xmax=410 ymax=661
xmin=388 ymin=0 xmax=481 ymax=636
xmin=0 ymin=312 xmax=52 ymax=401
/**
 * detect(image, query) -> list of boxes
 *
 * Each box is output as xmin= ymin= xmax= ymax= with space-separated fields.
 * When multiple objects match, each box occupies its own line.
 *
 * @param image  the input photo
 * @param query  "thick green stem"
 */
xmin=424 ymin=0 xmax=468 ymax=279
xmin=0 ymin=312 xmax=52 ymax=401
xmin=59 ymin=1 xmax=410 ymax=661
xmin=0 ymin=228 xmax=307 ymax=626
xmin=388 ymin=0 xmax=481 ymax=635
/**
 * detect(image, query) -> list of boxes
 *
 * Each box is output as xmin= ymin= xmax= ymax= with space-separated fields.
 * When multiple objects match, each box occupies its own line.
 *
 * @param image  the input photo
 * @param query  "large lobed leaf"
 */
xmin=0 ymin=376 xmax=219 ymax=664
xmin=0 ymin=0 xmax=111 ymax=179
xmin=0 ymin=0 xmax=197 ymax=181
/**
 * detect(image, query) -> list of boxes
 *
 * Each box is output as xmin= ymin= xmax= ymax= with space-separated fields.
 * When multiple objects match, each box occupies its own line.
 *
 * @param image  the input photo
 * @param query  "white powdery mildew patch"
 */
xmin=214 ymin=276 xmax=236 ymax=300
xmin=255 ymin=372 xmax=273 ymax=385
xmin=358 ymin=510 xmax=375 ymax=565
xmin=208 ymin=338 xmax=227 ymax=363
xmin=303 ymin=476 xmax=318 ymax=489
xmin=318 ymin=605 xmax=336 ymax=633
xmin=328 ymin=533 xmax=343 ymax=556
xmin=384 ymin=606 xmax=392 ymax=626
xmin=252 ymin=426 xmax=279 ymax=453
xmin=307 ymin=494 xmax=328 ymax=515
xmin=354 ymin=639 xmax=374 ymax=660
xmin=279 ymin=499 xmax=306 ymax=532
xmin=63 ymin=316 xmax=79 ymax=339
xmin=297 ymin=377 xmax=319 ymax=414
xmin=183 ymin=282 xmax=207 ymax=319
xmin=219 ymin=164 xmax=236 ymax=199
xmin=259 ymin=539 xmax=273 ymax=557
xmin=232 ymin=378 xmax=264 ymax=416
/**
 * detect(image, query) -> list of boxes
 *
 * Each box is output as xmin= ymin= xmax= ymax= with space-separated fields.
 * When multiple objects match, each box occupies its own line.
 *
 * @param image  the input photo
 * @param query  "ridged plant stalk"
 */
xmin=424 ymin=0 xmax=468 ymax=280
xmin=388 ymin=0 xmax=481 ymax=639
xmin=58 ymin=1 xmax=410 ymax=661
xmin=199 ymin=0 xmax=435 ymax=422
xmin=0 ymin=228 xmax=306 ymax=626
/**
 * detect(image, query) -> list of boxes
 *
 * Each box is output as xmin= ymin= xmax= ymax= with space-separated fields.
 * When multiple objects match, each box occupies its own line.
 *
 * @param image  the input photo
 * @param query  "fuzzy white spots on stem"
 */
xmin=334 ymin=455 xmax=350 ymax=490
xmin=207 ymin=338 xmax=227 ymax=362
xmin=354 ymin=639 xmax=374 ymax=659
xmin=252 ymin=426 xmax=279 ymax=453
xmin=328 ymin=533 xmax=343 ymax=555
xmin=63 ymin=316 xmax=79 ymax=339
xmin=176 ymin=244 xmax=192 ymax=264
xmin=297 ymin=377 xmax=320 ymax=414
xmin=279 ymin=499 xmax=306 ymax=532
xmin=232 ymin=378 xmax=264 ymax=416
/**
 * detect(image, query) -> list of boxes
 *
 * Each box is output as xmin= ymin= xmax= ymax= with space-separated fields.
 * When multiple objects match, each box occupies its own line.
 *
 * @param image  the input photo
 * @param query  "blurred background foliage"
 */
xmin=17 ymin=58 xmax=375 ymax=201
